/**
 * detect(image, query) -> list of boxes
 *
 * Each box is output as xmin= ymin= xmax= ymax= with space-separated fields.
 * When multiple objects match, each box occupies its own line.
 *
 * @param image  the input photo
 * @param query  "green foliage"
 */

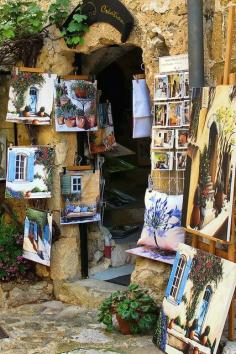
xmin=0 ymin=216 xmax=30 ymax=281
xmin=26 ymin=208 xmax=48 ymax=230
xmin=61 ymin=13 xmax=88 ymax=46
xmin=199 ymin=146 xmax=210 ymax=190
xmin=98 ymin=284 xmax=159 ymax=334
xmin=48 ymin=0 xmax=71 ymax=27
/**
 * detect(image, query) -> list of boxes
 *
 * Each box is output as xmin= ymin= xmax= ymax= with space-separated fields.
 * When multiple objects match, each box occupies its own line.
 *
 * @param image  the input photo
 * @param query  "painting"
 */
xmin=153 ymin=243 xmax=236 ymax=354
xmin=154 ymin=103 xmax=168 ymax=126
xmin=6 ymin=71 xmax=56 ymax=125
xmin=60 ymin=170 xmax=100 ymax=224
xmin=176 ymin=129 xmax=189 ymax=149
xmin=55 ymin=79 xmax=97 ymax=132
xmin=152 ymin=129 xmax=174 ymax=149
xmin=183 ymin=86 xmax=236 ymax=241
xmin=167 ymin=102 xmax=183 ymax=127
xmin=152 ymin=151 xmax=174 ymax=170
xmin=0 ymin=136 xmax=7 ymax=180
xmin=23 ymin=208 xmax=52 ymax=266
xmin=168 ymin=73 xmax=183 ymax=99
xmin=183 ymin=72 xmax=190 ymax=98
xmin=154 ymin=75 xmax=168 ymax=100
xmin=183 ymin=101 xmax=190 ymax=126
xmin=176 ymin=152 xmax=187 ymax=171
xmin=137 ymin=189 xmax=184 ymax=251
xmin=126 ymin=246 xmax=175 ymax=265
xmin=5 ymin=146 xmax=54 ymax=199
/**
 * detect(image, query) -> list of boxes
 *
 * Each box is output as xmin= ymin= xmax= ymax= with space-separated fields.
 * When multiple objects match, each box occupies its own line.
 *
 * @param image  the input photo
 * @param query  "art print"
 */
xmin=5 ymin=146 xmax=54 ymax=199
xmin=154 ymin=75 xmax=168 ymax=100
xmin=183 ymin=100 xmax=190 ymax=126
xmin=55 ymin=79 xmax=97 ymax=132
xmin=153 ymin=243 xmax=236 ymax=354
xmin=0 ymin=136 xmax=7 ymax=180
xmin=154 ymin=103 xmax=168 ymax=126
xmin=183 ymin=72 xmax=190 ymax=98
xmin=184 ymin=86 xmax=236 ymax=241
xmin=152 ymin=151 xmax=173 ymax=171
xmin=89 ymin=126 xmax=116 ymax=154
xmin=126 ymin=246 xmax=175 ymax=265
xmin=23 ymin=208 xmax=52 ymax=266
xmin=6 ymin=71 xmax=56 ymax=125
xmin=137 ymin=190 xmax=184 ymax=251
xmin=168 ymin=73 xmax=183 ymax=99
xmin=176 ymin=151 xmax=187 ymax=171
xmin=152 ymin=129 xmax=174 ymax=149
xmin=167 ymin=102 xmax=183 ymax=127
xmin=176 ymin=129 xmax=189 ymax=149
xmin=60 ymin=170 xmax=100 ymax=224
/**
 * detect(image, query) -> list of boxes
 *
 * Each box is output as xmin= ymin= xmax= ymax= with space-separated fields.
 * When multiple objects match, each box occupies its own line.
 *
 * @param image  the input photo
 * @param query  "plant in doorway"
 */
xmin=98 ymin=284 xmax=159 ymax=334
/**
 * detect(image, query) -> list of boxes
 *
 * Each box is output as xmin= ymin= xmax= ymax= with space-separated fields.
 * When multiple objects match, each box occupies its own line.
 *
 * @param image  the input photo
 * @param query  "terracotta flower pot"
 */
xmin=65 ymin=117 xmax=76 ymax=128
xmin=193 ymin=347 xmax=199 ymax=354
xmin=76 ymin=116 xmax=85 ymax=129
xmin=201 ymin=335 xmax=208 ymax=346
xmin=87 ymin=115 xmax=96 ymax=129
xmin=57 ymin=116 xmax=64 ymax=125
xmin=23 ymin=111 xmax=30 ymax=117
xmin=116 ymin=314 xmax=132 ymax=335
xmin=189 ymin=330 xmax=195 ymax=340
xmin=74 ymin=88 xmax=87 ymax=98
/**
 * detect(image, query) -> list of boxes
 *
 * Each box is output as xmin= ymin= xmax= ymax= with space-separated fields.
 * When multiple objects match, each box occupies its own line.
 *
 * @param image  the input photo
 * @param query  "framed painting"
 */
xmin=183 ymin=85 xmax=236 ymax=241
xmin=152 ymin=151 xmax=173 ymax=171
xmin=154 ymin=75 xmax=169 ymax=100
xmin=154 ymin=103 xmax=168 ymax=126
xmin=175 ymin=129 xmax=189 ymax=149
xmin=168 ymin=73 xmax=184 ymax=99
xmin=152 ymin=128 xmax=174 ymax=149
xmin=167 ymin=102 xmax=183 ymax=127
xmin=5 ymin=146 xmax=54 ymax=199
xmin=6 ymin=70 xmax=56 ymax=125
xmin=153 ymin=243 xmax=236 ymax=354
xmin=54 ymin=79 xmax=98 ymax=132
xmin=23 ymin=208 xmax=52 ymax=266
xmin=0 ymin=136 xmax=6 ymax=180
xmin=176 ymin=151 xmax=187 ymax=171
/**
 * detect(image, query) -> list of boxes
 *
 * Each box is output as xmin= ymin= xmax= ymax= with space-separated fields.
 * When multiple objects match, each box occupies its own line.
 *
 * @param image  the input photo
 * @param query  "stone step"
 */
xmin=53 ymin=279 xmax=127 ymax=308
xmin=105 ymin=207 xmax=144 ymax=226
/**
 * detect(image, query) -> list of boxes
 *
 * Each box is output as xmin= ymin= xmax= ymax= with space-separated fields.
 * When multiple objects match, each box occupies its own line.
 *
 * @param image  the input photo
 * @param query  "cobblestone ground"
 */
xmin=0 ymin=301 xmax=162 ymax=354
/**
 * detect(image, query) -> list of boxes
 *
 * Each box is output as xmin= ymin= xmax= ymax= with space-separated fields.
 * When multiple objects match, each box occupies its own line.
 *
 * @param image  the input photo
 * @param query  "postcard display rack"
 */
xmin=185 ymin=6 xmax=236 ymax=341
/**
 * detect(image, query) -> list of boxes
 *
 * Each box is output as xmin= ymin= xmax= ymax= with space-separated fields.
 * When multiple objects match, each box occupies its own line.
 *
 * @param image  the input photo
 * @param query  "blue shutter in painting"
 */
xmin=165 ymin=252 xmax=180 ymax=298
xmin=33 ymin=223 xmax=38 ymax=241
xmin=176 ymin=258 xmax=192 ymax=305
xmin=7 ymin=151 xmax=16 ymax=182
xmin=43 ymin=224 xmax=50 ymax=243
xmin=27 ymin=153 xmax=35 ymax=182
xmin=24 ymin=217 xmax=30 ymax=236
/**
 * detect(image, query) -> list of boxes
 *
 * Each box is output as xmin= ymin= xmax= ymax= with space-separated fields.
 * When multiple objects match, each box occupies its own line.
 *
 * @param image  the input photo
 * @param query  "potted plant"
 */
xmin=76 ymin=108 xmax=85 ymax=128
xmin=23 ymin=105 xmax=31 ymax=117
xmin=38 ymin=106 xmax=45 ymax=117
xmin=62 ymin=103 xmax=77 ymax=128
xmin=200 ymin=325 xmax=210 ymax=346
xmin=188 ymin=319 xmax=198 ymax=340
xmin=71 ymin=81 xmax=88 ymax=98
xmin=98 ymin=284 xmax=158 ymax=335
xmin=56 ymin=107 xmax=64 ymax=125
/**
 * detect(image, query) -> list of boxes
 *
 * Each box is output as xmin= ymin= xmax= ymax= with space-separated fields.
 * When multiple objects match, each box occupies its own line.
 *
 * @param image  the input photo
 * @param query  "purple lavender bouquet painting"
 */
xmin=138 ymin=190 xmax=185 ymax=251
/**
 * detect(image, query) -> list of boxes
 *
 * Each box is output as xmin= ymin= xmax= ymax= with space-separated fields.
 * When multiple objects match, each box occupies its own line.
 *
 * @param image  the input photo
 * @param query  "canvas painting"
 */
xmin=154 ymin=75 xmax=169 ymax=100
xmin=152 ymin=151 xmax=174 ymax=170
xmin=183 ymin=101 xmax=190 ymax=126
xmin=126 ymin=246 xmax=175 ymax=265
xmin=154 ymin=103 xmax=168 ymax=126
xmin=137 ymin=190 xmax=184 ymax=251
xmin=183 ymin=72 xmax=190 ymax=98
xmin=183 ymin=86 xmax=236 ymax=241
xmin=89 ymin=126 xmax=116 ymax=154
xmin=176 ymin=152 xmax=187 ymax=171
xmin=152 ymin=129 xmax=174 ymax=149
xmin=0 ymin=136 xmax=7 ymax=180
xmin=176 ymin=129 xmax=189 ymax=149
xmin=6 ymin=71 xmax=56 ymax=125
xmin=5 ymin=146 xmax=54 ymax=199
xmin=167 ymin=102 xmax=183 ymax=127
xmin=60 ymin=170 xmax=100 ymax=224
xmin=55 ymin=79 xmax=97 ymax=132
xmin=168 ymin=73 xmax=183 ymax=99
xmin=23 ymin=208 xmax=52 ymax=266
xmin=153 ymin=243 xmax=236 ymax=354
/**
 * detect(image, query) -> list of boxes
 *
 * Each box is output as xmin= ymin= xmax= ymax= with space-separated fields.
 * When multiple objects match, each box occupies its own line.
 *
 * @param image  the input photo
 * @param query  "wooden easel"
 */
xmin=185 ymin=6 xmax=236 ymax=341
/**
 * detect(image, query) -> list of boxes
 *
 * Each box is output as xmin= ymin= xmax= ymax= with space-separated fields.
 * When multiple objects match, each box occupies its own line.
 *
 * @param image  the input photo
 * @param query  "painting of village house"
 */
xmin=5 ymin=146 xmax=54 ymax=199
xmin=6 ymin=71 xmax=56 ymax=125
xmin=23 ymin=208 xmax=52 ymax=266
xmin=55 ymin=79 xmax=98 ymax=132
xmin=183 ymin=86 xmax=236 ymax=241
xmin=153 ymin=243 xmax=236 ymax=354
xmin=0 ymin=136 xmax=6 ymax=180
xmin=60 ymin=170 xmax=100 ymax=224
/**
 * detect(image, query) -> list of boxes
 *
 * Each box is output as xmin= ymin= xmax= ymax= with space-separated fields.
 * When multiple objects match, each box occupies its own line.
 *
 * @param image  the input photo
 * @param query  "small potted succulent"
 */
xmin=38 ymin=106 xmax=45 ymax=117
xmin=71 ymin=81 xmax=88 ymax=98
xmin=23 ymin=105 xmax=31 ymax=117
xmin=98 ymin=284 xmax=159 ymax=335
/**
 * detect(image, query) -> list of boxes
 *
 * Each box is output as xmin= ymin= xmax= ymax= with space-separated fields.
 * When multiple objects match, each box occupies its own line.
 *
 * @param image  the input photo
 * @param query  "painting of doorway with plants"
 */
xmin=54 ymin=79 xmax=97 ymax=132
xmin=153 ymin=243 xmax=236 ymax=354
xmin=6 ymin=70 xmax=56 ymax=125
xmin=183 ymin=86 xmax=236 ymax=241
xmin=23 ymin=208 xmax=52 ymax=266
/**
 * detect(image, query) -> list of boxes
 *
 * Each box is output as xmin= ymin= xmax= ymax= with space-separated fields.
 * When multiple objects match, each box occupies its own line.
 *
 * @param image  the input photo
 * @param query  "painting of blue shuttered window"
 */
xmin=7 ymin=151 xmax=34 ymax=182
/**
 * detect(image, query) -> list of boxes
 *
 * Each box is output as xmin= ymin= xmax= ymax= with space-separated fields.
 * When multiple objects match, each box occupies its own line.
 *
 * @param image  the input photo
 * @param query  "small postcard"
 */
xmin=152 ymin=128 xmax=174 ymax=149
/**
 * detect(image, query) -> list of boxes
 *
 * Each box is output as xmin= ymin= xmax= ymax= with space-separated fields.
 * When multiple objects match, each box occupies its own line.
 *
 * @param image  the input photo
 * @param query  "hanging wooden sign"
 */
xmin=63 ymin=0 xmax=134 ymax=43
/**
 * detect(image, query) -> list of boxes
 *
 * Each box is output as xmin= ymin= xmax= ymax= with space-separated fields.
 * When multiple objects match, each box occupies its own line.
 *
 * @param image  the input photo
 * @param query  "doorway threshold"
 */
xmin=90 ymin=264 xmax=134 ymax=282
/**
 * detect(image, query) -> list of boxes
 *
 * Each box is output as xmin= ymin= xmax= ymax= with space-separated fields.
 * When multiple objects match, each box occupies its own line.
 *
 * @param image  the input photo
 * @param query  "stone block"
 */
xmin=36 ymin=264 xmax=50 ymax=278
xmin=8 ymin=281 xmax=52 ymax=307
xmin=223 ymin=341 xmax=236 ymax=354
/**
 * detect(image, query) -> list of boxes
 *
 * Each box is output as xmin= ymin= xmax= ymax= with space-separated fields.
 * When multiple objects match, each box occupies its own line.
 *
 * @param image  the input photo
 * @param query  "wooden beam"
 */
xmin=223 ymin=6 xmax=235 ymax=84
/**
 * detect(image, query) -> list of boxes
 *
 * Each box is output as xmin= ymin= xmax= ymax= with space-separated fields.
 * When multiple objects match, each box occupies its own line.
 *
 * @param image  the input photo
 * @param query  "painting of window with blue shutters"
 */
xmin=153 ymin=243 xmax=236 ymax=354
xmin=5 ymin=146 xmax=54 ymax=199
xmin=23 ymin=208 xmax=52 ymax=266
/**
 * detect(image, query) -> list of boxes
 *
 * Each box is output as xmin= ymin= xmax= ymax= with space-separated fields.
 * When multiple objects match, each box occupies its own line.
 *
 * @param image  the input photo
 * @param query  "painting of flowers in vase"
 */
xmin=6 ymin=70 xmax=56 ymax=125
xmin=5 ymin=146 xmax=54 ymax=199
xmin=55 ymin=79 xmax=98 ymax=132
xmin=153 ymin=243 xmax=236 ymax=354
xmin=183 ymin=86 xmax=236 ymax=241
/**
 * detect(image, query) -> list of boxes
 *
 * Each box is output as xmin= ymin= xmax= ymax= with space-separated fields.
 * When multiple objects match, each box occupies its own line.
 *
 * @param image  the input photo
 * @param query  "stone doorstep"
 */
xmin=53 ymin=279 xmax=127 ymax=308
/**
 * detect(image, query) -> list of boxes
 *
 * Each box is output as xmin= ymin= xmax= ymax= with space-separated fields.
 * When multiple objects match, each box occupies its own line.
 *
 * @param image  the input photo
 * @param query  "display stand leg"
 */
xmin=79 ymin=223 xmax=88 ymax=278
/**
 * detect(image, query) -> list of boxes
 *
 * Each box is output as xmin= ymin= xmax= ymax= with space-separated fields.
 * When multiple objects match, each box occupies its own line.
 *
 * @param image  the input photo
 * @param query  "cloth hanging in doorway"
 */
xmin=132 ymin=79 xmax=152 ymax=138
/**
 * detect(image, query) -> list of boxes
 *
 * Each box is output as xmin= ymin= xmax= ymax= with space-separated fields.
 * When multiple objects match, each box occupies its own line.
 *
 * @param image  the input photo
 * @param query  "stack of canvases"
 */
xmin=1 ymin=68 xmax=102 ymax=267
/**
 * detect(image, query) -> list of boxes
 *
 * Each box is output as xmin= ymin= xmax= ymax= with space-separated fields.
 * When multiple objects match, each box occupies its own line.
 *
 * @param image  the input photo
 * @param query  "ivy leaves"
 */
xmin=61 ymin=13 xmax=89 ymax=46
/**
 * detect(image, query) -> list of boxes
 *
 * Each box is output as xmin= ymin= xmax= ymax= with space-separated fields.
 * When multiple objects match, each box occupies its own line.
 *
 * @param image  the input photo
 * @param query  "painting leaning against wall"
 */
xmin=183 ymin=85 xmax=236 ymax=241
xmin=153 ymin=243 xmax=236 ymax=354
xmin=5 ymin=146 xmax=54 ymax=199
